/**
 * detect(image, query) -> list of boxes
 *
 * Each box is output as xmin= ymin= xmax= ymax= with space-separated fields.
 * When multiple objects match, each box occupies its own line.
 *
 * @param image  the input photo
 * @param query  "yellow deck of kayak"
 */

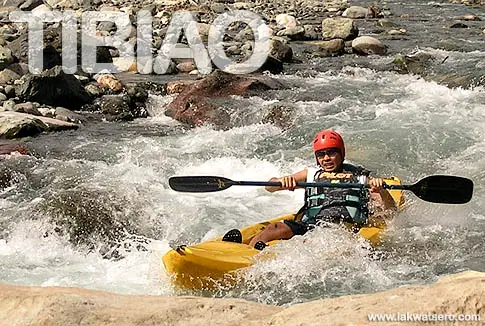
xmin=163 ymin=176 xmax=405 ymax=290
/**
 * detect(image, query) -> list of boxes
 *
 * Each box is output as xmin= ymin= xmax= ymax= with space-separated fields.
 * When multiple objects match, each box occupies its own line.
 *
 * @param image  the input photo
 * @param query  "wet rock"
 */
xmin=392 ymin=52 xmax=436 ymax=75
xmin=262 ymin=104 xmax=295 ymax=129
xmin=258 ymin=55 xmax=284 ymax=74
xmin=352 ymin=36 xmax=387 ymax=55
xmin=450 ymin=22 xmax=469 ymax=28
xmin=269 ymin=38 xmax=293 ymax=63
xmin=12 ymin=102 xmax=41 ymax=116
xmin=165 ymin=70 xmax=284 ymax=128
xmin=0 ymin=111 xmax=78 ymax=139
xmin=0 ymin=143 xmax=29 ymax=155
xmin=96 ymin=85 xmax=148 ymax=122
xmin=98 ymin=95 xmax=133 ymax=120
xmin=166 ymin=80 xmax=198 ymax=95
xmin=84 ymin=83 xmax=106 ymax=98
xmin=314 ymin=39 xmax=346 ymax=57
xmin=15 ymin=66 xmax=91 ymax=109
xmin=0 ymin=111 xmax=47 ymax=138
xmin=280 ymin=26 xmax=306 ymax=41
xmin=342 ymin=6 xmax=368 ymax=19
xmin=322 ymin=18 xmax=359 ymax=41
xmin=54 ymin=107 xmax=86 ymax=124
xmin=36 ymin=188 xmax=140 ymax=257
xmin=455 ymin=14 xmax=481 ymax=21
xmin=376 ymin=19 xmax=397 ymax=28
xmin=388 ymin=29 xmax=407 ymax=35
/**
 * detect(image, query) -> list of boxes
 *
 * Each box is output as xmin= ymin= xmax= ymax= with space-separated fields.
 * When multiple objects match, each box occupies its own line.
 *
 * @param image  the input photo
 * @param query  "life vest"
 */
xmin=301 ymin=163 xmax=370 ymax=225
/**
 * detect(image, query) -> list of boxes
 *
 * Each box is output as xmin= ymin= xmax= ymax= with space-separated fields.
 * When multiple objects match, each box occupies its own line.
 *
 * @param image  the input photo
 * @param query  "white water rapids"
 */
xmin=1 ymin=57 xmax=484 ymax=305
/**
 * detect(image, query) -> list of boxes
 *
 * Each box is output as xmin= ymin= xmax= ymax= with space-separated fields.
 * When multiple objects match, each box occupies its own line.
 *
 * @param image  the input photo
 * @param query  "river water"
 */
xmin=0 ymin=0 xmax=484 ymax=306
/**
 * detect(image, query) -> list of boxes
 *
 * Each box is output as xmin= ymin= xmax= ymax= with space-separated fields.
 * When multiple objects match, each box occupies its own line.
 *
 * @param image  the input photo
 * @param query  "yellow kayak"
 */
xmin=163 ymin=177 xmax=405 ymax=290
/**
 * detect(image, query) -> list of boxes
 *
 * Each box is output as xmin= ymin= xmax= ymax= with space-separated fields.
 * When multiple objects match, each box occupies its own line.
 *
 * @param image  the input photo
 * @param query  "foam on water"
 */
xmin=1 ymin=66 xmax=484 ymax=303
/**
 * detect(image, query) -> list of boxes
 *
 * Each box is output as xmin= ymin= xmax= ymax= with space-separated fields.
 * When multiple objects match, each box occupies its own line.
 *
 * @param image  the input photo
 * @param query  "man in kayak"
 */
xmin=245 ymin=129 xmax=397 ymax=250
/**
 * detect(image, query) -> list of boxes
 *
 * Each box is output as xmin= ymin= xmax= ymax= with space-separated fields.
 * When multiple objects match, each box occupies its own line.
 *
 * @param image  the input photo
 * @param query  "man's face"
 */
xmin=315 ymin=148 xmax=343 ymax=172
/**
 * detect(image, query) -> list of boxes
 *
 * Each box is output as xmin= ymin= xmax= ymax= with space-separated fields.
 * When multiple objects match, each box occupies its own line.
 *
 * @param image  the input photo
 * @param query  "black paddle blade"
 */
xmin=409 ymin=175 xmax=473 ymax=204
xmin=169 ymin=176 xmax=235 ymax=192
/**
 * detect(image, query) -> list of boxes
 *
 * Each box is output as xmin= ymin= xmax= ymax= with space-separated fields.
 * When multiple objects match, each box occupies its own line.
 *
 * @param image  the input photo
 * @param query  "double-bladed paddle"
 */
xmin=168 ymin=175 xmax=473 ymax=204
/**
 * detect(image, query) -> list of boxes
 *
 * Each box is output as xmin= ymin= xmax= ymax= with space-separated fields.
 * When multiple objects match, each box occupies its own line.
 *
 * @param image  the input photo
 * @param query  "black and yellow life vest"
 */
xmin=301 ymin=164 xmax=370 ymax=225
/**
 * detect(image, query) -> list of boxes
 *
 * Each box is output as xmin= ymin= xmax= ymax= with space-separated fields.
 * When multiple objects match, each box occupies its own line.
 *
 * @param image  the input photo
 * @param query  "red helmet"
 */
xmin=312 ymin=130 xmax=345 ymax=159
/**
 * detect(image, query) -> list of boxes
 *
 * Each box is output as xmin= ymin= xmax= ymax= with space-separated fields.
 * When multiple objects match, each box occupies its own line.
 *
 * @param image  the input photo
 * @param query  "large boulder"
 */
xmin=165 ymin=70 xmax=284 ymax=128
xmin=0 ymin=111 xmax=78 ymax=139
xmin=15 ymin=66 xmax=91 ymax=109
xmin=322 ymin=18 xmax=359 ymax=41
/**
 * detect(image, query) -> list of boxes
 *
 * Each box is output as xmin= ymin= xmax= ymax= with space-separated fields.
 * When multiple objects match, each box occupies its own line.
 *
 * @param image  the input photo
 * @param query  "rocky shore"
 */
xmin=1 ymin=270 xmax=483 ymax=325
xmin=0 ymin=0 xmax=483 ymax=143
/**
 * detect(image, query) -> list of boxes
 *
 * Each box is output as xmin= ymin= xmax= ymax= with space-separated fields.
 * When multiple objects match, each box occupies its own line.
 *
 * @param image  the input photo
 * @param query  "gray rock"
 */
xmin=322 ymin=18 xmax=359 ymax=41
xmin=342 ymin=6 xmax=368 ymax=19
xmin=19 ymin=0 xmax=43 ymax=10
xmin=282 ymin=26 xmax=306 ymax=41
xmin=15 ymin=66 xmax=91 ymax=109
xmin=0 ymin=111 xmax=47 ymax=138
xmin=303 ymin=25 xmax=319 ymax=40
xmin=0 ymin=46 xmax=14 ymax=70
xmin=176 ymin=61 xmax=197 ymax=73
xmin=210 ymin=3 xmax=226 ymax=13
xmin=54 ymin=107 xmax=86 ymax=124
xmin=4 ymin=85 xmax=15 ymax=98
xmin=320 ymin=39 xmax=346 ymax=56
xmin=352 ymin=36 xmax=387 ymax=55
xmin=376 ymin=19 xmax=397 ymax=28
xmin=13 ymin=102 xmax=41 ymax=116
xmin=324 ymin=0 xmax=349 ymax=12
xmin=84 ymin=83 xmax=106 ymax=98
xmin=0 ymin=111 xmax=78 ymax=139
xmin=0 ymin=68 xmax=21 ymax=85
xmin=269 ymin=38 xmax=293 ymax=63
xmin=3 ymin=99 xmax=16 ymax=111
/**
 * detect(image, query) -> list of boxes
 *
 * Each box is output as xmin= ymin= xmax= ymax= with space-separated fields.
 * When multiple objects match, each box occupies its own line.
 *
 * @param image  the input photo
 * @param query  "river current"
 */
xmin=0 ymin=0 xmax=484 ymax=306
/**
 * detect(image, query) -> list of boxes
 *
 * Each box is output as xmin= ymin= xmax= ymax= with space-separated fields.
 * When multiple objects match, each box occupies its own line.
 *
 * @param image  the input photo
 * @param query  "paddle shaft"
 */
xmin=237 ymin=181 xmax=407 ymax=190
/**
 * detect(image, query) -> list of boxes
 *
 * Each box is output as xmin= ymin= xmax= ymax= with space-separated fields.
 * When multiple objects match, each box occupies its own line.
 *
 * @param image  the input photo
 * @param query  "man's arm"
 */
xmin=265 ymin=169 xmax=308 ymax=192
xmin=369 ymin=177 xmax=397 ymax=210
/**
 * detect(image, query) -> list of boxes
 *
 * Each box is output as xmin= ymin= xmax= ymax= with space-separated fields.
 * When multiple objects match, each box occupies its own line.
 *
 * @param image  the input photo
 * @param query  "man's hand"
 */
xmin=279 ymin=176 xmax=298 ymax=191
xmin=369 ymin=177 xmax=386 ymax=193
